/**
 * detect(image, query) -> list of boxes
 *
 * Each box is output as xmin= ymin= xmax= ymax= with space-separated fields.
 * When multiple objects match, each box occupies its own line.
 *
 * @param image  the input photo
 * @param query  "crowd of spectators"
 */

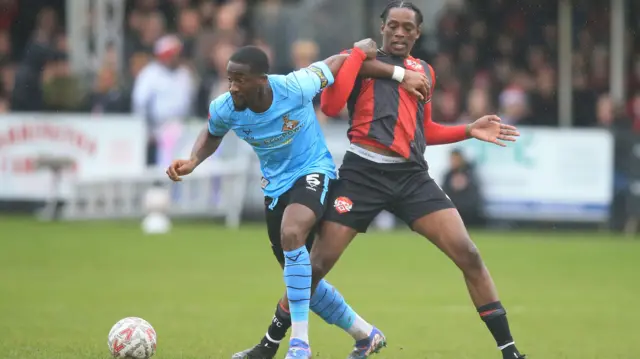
xmin=1 ymin=0 xmax=639 ymax=228
xmin=0 ymin=0 xmax=639 ymax=131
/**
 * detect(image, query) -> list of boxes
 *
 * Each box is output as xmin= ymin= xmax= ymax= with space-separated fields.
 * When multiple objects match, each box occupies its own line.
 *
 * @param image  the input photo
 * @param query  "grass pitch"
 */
xmin=0 ymin=217 xmax=638 ymax=358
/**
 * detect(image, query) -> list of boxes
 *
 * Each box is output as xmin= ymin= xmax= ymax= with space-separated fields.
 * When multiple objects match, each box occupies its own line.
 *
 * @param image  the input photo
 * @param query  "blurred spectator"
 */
xmin=442 ymin=149 xmax=485 ymax=227
xmin=177 ymin=7 xmax=201 ymax=61
xmin=0 ymin=30 xmax=11 ymax=64
xmin=11 ymin=42 xmax=50 ymax=111
xmin=1 ymin=63 xmax=15 ymax=96
xmin=132 ymin=35 xmax=195 ymax=165
xmin=41 ymin=53 xmax=83 ymax=111
xmin=10 ymin=7 xmax=61 ymax=111
xmin=213 ymin=3 xmax=246 ymax=46
xmin=527 ymin=67 xmax=558 ymax=126
xmin=125 ymin=11 xmax=166 ymax=65
xmin=86 ymin=65 xmax=129 ymax=114
xmin=196 ymin=40 xmax=237 ymax=117
xmin=596 ymin=93 xmax=635 ymax=231
xmin=458 ymin=88 xmax=493 ymax=124
xmin=0 ymin=95 xmax=8 ymax=113
xmin=290 ymin=40 xmax=319 ymax=70
xmin=630 ymin=92 xmax=640 ymax=132
xmin=498 ymin=86 xmax=530 ymax=125
xmin=0 ymin=0 xmax=18 ymax=31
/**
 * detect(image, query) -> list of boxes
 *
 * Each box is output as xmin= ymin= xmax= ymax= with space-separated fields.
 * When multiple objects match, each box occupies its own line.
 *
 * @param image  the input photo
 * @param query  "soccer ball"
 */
xmin=108 ymin=317 xmax=157 ymax=358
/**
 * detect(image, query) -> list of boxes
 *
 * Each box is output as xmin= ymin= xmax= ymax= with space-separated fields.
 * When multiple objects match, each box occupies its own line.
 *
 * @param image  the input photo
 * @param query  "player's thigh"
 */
xmin=287 ymin=173 xmax=332 ymax=223
xmin=280 ymin=173 xmax=331 ymax=249
xmin=322 ymin=177 xmax=387 ymax=233
xmin=266 ymin=195 xmax=317 ymax=263
xmin=393 ymin=174 xmax=456 ymax=229
xmin=412 ymin=207 xmax=483 ymax=272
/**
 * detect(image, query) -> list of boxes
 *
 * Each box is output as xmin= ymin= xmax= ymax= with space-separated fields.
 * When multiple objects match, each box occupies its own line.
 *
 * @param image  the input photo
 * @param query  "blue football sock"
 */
xmin=283 ymin=246 xmax=311 ymax=343
xmin=310 ymin=279 xmax=356 ymax=331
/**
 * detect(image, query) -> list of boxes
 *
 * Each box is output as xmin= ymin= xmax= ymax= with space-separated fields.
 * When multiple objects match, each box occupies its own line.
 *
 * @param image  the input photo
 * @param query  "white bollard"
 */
xmin=142 ymin=184 xmax=172 ymax=235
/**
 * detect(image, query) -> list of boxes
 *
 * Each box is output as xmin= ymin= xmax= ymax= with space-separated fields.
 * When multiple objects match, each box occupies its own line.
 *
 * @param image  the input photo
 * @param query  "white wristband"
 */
xmin=391 ymin=66 xmax=405 ymax=83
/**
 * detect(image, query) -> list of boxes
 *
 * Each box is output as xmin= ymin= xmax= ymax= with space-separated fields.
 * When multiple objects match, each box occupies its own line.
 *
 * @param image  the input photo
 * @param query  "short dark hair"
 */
xmin=380 ymin=1 xmax=424 ymax=25
xmin=229 ymin=46 xmax=270 ymax=74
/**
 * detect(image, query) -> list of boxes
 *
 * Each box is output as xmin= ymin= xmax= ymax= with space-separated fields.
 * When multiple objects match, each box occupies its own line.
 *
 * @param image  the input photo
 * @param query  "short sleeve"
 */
xmin=207 ymin=95 xmax=231 ymax=137
xmin=286 ymin=61 xmax=335 ymax=104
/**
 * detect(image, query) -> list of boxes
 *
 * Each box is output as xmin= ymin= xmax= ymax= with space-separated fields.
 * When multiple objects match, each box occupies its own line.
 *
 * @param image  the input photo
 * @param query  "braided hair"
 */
xmin=380 ymin=1 xmax=424 ymax=25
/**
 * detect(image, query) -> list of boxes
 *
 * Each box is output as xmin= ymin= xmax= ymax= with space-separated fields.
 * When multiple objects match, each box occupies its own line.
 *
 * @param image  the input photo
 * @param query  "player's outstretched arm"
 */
xmin=166 ymin=128 xmax=223 ymax=182
xmin=417 ymin=63 xmax=519 ymax=147
xmin=424 ymin=113 xmax=519 ymax=147
xmin=166 ymin=97 xmax=229 ymax=182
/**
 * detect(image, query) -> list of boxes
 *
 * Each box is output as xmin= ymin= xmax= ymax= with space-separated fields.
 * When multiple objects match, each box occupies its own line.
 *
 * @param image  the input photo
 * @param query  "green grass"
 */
xmin=0 ymin=217 xmax=638 ymax=358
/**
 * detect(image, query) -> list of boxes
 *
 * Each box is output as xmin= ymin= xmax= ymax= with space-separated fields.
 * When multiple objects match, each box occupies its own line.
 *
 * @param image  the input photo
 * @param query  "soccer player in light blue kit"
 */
xmin=166 ymin=42 xmax=429 ymax=359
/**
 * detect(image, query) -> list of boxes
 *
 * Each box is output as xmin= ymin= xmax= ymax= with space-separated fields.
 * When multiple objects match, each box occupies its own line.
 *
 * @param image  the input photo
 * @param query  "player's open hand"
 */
xmin=166 ymin=159 xmax=196 ymax=182
xmin=401 ymin=70 xmax=429 ymax=102
xmin=468 ymin=115 xmax=520 ymax=147
xmin=353 ymin=38 xmax=378 ymax=59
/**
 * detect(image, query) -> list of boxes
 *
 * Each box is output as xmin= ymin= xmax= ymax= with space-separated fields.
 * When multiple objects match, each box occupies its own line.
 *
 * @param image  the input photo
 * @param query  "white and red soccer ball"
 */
xmin=108 ymin=317 xmax=157 ymax=358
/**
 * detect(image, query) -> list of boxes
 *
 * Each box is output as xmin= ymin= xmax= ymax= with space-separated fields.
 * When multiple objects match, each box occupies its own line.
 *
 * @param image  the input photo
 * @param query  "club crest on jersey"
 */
xmin=281 ymin=114 xmax=299 ymax=132
xmin=334 ymin=196 xmax=353 ymax=214
xmin=404 ymin=58 xmax=423 ymax=71
xmin=308 ymin=65 xmax=329 ymax=89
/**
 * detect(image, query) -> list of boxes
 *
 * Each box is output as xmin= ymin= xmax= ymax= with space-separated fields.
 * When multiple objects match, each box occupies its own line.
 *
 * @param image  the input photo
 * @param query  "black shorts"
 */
xmin=324 ymin=152 xmax=455 ymax=233
xmin=265 ymin=173 xmax=331 ymax=264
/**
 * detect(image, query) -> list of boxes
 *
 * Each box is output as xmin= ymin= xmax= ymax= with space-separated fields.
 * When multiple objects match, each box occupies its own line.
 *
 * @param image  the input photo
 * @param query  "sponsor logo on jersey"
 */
xmin=305 ymin=174 xmax=321 ymax=191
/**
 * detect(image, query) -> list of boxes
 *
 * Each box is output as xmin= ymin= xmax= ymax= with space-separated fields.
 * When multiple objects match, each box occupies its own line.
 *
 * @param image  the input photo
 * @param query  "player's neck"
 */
xmin=248 ymin=85 xmax=273 ymax=114
xmin=379 ymin=47 xmax=409 ymax=59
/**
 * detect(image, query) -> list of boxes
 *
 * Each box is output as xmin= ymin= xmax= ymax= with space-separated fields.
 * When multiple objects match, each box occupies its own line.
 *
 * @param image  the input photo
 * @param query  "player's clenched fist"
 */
xmin=166 ymin=159 xmax=196 ymax=182
xmin=353 ymin=38 xmax=378 ymax=59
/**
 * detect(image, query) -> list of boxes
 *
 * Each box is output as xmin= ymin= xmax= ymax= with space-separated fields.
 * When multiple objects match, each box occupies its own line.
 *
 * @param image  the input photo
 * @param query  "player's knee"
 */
xmin=455 ymin=238 xmax=485 ymax=275
xmin=280 ymin=224 xmax=306 ymax=251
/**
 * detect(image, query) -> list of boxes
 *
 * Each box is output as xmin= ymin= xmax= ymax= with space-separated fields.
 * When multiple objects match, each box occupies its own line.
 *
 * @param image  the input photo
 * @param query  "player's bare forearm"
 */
xmin=322 ymin=52 xmax=394 ymax=80
xmin=359 ymin=60 xmax=396 ymax=79
xmin=190 ymin=128 xmax=222 ymax=167
xmin=322 ymin=54 xmax=349 ymax=77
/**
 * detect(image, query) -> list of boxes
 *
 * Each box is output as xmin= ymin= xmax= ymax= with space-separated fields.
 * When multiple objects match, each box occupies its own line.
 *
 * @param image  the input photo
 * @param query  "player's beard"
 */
xmin=232 ymin=97 xmax=247 ymax=111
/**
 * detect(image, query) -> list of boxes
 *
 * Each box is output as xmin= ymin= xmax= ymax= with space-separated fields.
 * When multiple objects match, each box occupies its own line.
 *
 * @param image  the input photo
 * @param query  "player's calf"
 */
xmin=443 ymin=236 xmax=525 ymax=356
xmin=310 ymin=280 xmax=374 ymax=341
xmin=280 ymin=204 xmax=317 ymax=348
xmin=411 ymin=208 xmax=526 ymax=359
xmin=446 ymin=238 xmax=525 ymax=358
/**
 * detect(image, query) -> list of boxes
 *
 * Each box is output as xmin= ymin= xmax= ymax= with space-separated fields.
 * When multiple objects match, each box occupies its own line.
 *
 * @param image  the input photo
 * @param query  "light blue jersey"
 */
xmin=208 ymin=61 xmax=336 ymax=199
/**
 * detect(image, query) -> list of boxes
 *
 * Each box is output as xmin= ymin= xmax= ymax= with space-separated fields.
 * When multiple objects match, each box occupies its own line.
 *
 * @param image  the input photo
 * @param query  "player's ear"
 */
xmin=380 ymin=22 xmax=385 ymax=35
xmin=416 ymin=26 xmax=421 ymax=39
xmin=259 ymin=75 xmax=268 ymax=85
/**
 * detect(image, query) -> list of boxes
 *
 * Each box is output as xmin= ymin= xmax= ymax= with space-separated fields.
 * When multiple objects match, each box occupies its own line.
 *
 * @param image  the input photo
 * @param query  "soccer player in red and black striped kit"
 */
xmin=312 ymin=2 xmax=527 ymax=359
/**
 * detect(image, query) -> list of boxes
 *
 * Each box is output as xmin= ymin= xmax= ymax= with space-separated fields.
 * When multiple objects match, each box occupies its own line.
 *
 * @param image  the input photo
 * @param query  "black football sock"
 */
xmin=261 ymin=300 xmax=291 ymax=346
xmin=477 ymin=301 xmax=522 ymax=357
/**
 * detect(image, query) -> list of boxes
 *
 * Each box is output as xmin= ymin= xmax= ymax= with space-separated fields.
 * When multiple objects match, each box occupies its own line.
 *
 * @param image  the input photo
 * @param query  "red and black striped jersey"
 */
xmin=345 ymin=51 xmax=435 ymax=167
